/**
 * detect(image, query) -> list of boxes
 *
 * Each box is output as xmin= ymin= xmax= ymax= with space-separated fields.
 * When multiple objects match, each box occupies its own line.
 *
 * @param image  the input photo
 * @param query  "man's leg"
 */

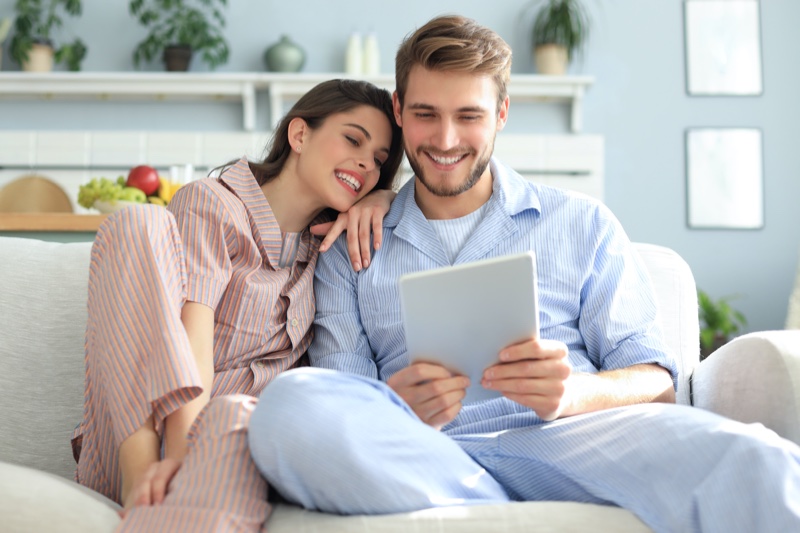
xmin=456 ymin=403 xmax=800 ymax=533
xmin=248 ymin=368 xmax=509 ymax=514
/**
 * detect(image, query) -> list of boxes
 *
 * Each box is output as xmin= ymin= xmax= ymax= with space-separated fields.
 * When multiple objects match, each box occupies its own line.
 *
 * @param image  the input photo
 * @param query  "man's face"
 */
xmin=393 ymin=66 xmax=508 ymax=198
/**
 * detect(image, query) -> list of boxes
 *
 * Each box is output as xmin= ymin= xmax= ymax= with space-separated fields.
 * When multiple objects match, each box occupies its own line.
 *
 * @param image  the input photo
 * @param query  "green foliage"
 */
xmin=529 ymin=0 xmax=591 ymax=61
xmin=129 ymin=0 xmax=230 ymax=70
xmin=9 ymin=0 xmax=86 ymax=70
xmin=698 ymin=289 xmax=747 ymax=353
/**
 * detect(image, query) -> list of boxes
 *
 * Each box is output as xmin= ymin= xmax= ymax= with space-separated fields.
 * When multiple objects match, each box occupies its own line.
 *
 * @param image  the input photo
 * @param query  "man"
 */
xmin=248 ymin=14 xmax=800 ymax=532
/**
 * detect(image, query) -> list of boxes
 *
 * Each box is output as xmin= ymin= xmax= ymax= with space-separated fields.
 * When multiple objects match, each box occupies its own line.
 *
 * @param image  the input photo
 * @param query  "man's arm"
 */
xmin=483 ymin=204 xmax=678 ymax=420
xmin=308 ymin=235 xmax=380 ymax=378
xmin=482 ymin=337 xmax=674 ymax=421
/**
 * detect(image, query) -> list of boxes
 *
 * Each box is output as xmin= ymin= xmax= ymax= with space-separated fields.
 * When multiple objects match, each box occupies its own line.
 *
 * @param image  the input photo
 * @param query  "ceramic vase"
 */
xmin=264 ymin=35 xmax=305 ymax=72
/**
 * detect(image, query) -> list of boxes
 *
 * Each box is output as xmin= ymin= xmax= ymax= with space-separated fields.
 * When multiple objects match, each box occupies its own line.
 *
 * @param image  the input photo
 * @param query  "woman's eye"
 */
xmin=374 ymin=158 xmax=384 ymax=167
xmin=346 ymin=135 xmax=359 ymax=146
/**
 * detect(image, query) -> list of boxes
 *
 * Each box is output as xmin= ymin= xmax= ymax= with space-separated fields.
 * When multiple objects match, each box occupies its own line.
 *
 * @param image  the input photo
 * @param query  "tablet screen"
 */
xmin=399 ymin=252 xmax=540 ymax=403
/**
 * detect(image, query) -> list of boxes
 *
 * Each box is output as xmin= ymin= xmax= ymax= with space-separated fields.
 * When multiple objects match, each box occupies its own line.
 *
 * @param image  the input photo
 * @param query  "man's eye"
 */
xmin=415 ymin=113 xmax=433 ymax=119
xmin=461 ymin=115 xmax=479 ymax=121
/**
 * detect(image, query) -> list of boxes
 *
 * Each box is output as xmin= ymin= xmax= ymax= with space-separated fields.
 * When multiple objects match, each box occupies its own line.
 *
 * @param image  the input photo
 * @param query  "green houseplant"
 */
xmin=9 ymin=0 xmax=86 ymax=71
xmin=527 ymin=0 xmax=591 ymax=75
xmin=698 ymin=289 xmax=748 ymax=360
xmin=129 ymin=0 xmax=230 ymax=71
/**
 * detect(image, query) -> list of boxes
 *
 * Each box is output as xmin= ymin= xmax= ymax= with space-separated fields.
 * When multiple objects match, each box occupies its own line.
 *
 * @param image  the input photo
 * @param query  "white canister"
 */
xmin=345 ymin=32 xmax=363 ymax=75
xmin=363 ymin=32 xmax=380 ymax=75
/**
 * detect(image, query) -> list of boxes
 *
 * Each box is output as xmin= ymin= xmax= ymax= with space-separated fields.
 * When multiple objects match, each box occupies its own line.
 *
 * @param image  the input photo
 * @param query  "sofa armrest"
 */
xmin=691 ymin=331 xmax=800 ymax=445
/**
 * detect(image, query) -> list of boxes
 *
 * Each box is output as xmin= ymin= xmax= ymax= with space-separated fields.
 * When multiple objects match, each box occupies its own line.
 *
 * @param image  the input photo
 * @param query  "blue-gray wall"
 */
xmin=1 ymin=0 xmax=798 ymax=332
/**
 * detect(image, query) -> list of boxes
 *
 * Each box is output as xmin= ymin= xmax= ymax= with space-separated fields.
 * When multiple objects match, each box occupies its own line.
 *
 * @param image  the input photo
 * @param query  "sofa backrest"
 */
xmin=0 ymin=236 xmax=699 ymax=480
xmin=0 ymin=237 xmax=93 ymax=480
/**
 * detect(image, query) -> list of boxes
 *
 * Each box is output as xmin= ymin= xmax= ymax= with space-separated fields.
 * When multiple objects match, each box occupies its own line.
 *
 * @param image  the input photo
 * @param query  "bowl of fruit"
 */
xmin=78 ymin=165 xmax=183 ymax=213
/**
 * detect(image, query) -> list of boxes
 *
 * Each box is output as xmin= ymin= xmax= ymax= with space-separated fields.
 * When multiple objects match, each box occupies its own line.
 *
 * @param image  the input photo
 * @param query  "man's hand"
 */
xmin=387 ymin=362 xmax=470 ymax=429
xmin=310 ymin=189 xmax=397 ymax=271
xmin=481 ymin=338 xmax=572 ymax=421
xmin=120 ymin=457 xmax=182 ymax=519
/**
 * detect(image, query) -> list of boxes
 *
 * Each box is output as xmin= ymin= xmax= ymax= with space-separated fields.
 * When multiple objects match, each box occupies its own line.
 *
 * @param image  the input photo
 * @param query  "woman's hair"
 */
xmin=250 ymin=79 xmax=403 ymax=191
xmin=394 ymin=15 xmax=512 ymax=112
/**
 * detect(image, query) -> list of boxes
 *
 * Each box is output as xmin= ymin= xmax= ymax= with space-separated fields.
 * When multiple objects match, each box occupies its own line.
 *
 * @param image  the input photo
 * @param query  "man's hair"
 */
xmin=395 ymin=15 xmax=512 ymax=112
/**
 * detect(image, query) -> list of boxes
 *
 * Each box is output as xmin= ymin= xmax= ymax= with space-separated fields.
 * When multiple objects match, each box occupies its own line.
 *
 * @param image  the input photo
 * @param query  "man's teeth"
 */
xmin=429 ymin=153 xmax=465 ymax=165
xmin=335 ymin=172 xmax=361 ymax=192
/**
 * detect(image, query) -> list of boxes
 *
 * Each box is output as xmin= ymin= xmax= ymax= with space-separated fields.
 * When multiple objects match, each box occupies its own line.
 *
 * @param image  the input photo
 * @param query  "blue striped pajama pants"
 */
xmin=249 ymin=367 xmax=800 ymax=533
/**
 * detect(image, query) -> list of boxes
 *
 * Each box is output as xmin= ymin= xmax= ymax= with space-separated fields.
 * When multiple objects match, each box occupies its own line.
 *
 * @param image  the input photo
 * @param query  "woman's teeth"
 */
xmin=335 ymin=172 xmax=361 ymax=192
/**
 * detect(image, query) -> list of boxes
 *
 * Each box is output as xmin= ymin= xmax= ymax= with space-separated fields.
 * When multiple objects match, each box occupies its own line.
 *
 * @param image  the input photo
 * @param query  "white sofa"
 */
xmin=1 ymin=235 xmax=799 ymax=533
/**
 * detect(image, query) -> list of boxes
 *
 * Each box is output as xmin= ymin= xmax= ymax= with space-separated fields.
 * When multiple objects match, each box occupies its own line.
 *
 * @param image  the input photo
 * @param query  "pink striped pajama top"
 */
xmin=73 ymin=157 xmax=320 ymax=503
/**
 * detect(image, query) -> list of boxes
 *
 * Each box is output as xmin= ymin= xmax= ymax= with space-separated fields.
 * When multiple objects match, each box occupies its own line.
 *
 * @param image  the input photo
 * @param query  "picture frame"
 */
xmin=684 ymin=0 xmax=763 ymax=96
xmin=685 ymin=128 xmax=764 ymax=230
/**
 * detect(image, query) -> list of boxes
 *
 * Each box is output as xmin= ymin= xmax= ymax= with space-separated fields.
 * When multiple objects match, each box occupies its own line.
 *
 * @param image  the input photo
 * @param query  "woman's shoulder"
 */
xmin=168 ymin=176 xmax=246 ymax=221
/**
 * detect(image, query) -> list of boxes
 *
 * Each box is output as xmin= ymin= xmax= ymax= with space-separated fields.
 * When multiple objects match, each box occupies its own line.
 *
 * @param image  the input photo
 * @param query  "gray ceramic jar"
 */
xmin=263 ymin=35 xmax=306 ymax=72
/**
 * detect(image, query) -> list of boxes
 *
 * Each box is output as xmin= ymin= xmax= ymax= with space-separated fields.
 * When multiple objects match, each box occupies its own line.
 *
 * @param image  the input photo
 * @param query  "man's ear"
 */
xmin=287 ymin=117 xmax=308 ymax=152
xmin=496 ymin=95 xmax=510 ymax=131
xmin=392 ymin=92 xmax=403 ymax=127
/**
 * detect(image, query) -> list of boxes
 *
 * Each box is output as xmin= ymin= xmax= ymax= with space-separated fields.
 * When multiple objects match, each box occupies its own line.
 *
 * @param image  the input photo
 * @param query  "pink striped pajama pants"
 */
xmin=74 ymin=206 xmax=270 ymax=531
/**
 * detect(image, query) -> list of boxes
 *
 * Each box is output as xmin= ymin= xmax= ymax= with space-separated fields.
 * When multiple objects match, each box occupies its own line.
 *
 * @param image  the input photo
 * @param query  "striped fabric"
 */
xmin=247 ymin=159 xmax=800 ymax=530
xmin=119 ymin=395 xmax=270 ymax=532
xmin=309 ymin=157 xmax=679 ymax=419
xmin=73 ymin=157 xmax=318 ymax=512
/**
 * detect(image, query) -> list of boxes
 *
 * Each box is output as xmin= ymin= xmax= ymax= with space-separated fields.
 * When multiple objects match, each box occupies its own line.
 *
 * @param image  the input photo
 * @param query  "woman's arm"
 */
xmin=165 ymin=301 xmax=215 ymax=460
xmin=310 ymin=189 xmax=397 ymax=271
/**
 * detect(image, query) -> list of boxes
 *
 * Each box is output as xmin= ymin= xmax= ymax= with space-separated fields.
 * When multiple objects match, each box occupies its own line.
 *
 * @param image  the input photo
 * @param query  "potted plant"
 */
xmin=8 ymin=0 xmax=86 ymax=72
xmin=129 ymin=0 xmax=230 ymax=72
xmin=526 ymin=0 xmax=590 ymax=75
xmin=698 ymin=289 xmax=748 ymax=360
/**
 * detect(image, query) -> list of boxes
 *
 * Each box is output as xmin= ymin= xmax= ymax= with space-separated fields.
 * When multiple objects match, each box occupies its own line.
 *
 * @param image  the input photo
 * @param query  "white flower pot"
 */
xmin=23 ymin=43 xmax=55 ymax=72
xmin=534 ymin=44 xmax=569 ymax=75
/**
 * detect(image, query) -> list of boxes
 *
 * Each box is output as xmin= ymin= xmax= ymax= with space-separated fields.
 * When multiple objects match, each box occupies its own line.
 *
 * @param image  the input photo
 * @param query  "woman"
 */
xmin=71 ymin=79 xmax=403 ymax=517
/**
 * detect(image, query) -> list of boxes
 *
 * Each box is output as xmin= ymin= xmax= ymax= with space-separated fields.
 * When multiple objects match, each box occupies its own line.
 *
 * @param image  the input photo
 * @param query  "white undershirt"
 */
xmin=427 ymin=200 xmax=490 ymax=264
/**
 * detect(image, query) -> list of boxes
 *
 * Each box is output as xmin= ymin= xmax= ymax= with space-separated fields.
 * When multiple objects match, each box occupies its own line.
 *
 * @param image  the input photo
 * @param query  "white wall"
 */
xmin=1 ymin=0 xmax=798 ymax=332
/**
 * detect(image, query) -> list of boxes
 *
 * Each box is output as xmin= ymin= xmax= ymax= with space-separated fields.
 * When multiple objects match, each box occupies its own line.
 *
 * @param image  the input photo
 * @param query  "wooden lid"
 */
xmin=0 ymin=175 xmax=73 ymax=213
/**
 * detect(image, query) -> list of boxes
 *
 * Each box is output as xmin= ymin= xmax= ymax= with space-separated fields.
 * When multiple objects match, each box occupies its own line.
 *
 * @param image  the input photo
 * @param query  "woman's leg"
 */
xmin=119 ymin=395 xmax=270 ymax=533
xmin=75 ymin=205 xmax=203 ymax=503
xmin=248 ymin=368 xmax=510 ymax=514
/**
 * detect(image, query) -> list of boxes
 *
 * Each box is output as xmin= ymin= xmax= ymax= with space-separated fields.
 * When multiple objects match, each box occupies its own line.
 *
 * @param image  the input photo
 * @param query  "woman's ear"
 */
xmin=287 ymin=117 xmax=308 ymax=153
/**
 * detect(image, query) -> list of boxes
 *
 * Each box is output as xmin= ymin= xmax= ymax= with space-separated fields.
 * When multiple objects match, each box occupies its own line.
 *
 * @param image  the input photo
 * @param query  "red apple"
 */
xmin=126 ymin=165 xmax=160 ymax=196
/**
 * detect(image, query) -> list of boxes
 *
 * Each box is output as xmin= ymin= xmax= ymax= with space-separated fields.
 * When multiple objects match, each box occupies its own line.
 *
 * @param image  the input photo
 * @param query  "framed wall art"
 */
xmin=686 ymin=128 xmax=763 ymax=230
xmin=684 ymin=0 xmax=763 ymax=96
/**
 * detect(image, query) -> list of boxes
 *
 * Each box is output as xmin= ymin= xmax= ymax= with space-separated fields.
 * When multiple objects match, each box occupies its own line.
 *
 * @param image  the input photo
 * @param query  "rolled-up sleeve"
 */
xmin=578 ymin=204 xmax=679 ymax=387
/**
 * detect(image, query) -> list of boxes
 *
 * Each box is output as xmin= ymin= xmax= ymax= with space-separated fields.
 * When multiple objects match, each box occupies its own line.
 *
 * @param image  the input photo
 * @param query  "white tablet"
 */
xmin=398 ymin=252 xmax=540 ymax=403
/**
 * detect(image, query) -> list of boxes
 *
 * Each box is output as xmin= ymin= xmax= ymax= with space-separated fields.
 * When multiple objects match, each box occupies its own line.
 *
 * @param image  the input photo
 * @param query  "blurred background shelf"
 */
xmin=0 ymin=72 xmax=594 ymax=132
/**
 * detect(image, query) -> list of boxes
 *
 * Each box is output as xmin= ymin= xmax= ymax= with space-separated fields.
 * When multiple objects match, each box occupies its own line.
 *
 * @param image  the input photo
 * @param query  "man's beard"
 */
xmin=406 ymin=141 xmax=493 ymax=198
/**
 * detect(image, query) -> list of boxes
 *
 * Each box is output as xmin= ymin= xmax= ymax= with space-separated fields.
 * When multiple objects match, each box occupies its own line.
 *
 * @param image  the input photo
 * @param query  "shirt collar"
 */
xmin=219 ymin=157 xmax=317 ymax=265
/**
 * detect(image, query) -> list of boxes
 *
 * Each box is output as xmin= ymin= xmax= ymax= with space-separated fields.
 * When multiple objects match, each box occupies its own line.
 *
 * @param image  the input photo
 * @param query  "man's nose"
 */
xmin=432 ymin=119 xmax=458 ymax=150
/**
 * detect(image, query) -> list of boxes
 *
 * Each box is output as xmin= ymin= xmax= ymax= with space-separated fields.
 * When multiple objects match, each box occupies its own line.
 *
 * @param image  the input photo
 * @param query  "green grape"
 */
xmin=77 ymin=177 xmax=125 ymax=209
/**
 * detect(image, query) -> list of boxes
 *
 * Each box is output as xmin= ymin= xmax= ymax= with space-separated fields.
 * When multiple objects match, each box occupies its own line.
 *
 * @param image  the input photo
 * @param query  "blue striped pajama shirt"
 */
xmin=249 ymin=158 xmax=800 ymax=532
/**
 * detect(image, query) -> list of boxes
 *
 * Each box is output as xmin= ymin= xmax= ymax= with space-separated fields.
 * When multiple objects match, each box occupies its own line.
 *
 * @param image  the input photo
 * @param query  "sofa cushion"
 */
xmin=0 ymin=237 xmax=93 ymax=479
xmin=0 ymin=461 xmax=120 ymax=532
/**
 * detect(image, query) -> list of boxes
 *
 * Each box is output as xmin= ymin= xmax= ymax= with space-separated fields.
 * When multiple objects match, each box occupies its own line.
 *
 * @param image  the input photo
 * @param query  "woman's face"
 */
xmin=295 ymin=105 xmax=393 ymax=213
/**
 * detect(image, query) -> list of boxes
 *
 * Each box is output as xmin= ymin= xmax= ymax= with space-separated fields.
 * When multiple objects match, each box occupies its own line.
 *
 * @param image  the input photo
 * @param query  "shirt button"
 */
xmin=291 ymin=318 xmax=299 ymax=327
xmin=255 ymin=361 xmax=266 ymax=368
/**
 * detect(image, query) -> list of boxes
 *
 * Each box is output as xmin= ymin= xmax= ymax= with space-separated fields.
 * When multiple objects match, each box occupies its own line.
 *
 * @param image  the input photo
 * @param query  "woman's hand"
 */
xmin=310 ymin=189 xmax=397 ymax=271
xmin=119 ymin=457 xmax=182 ymax=518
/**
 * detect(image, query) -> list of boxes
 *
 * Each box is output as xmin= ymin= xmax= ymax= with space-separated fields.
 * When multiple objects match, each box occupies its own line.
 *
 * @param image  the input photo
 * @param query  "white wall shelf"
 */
xmin=0 ymin=72 xmax=594 ymax=133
